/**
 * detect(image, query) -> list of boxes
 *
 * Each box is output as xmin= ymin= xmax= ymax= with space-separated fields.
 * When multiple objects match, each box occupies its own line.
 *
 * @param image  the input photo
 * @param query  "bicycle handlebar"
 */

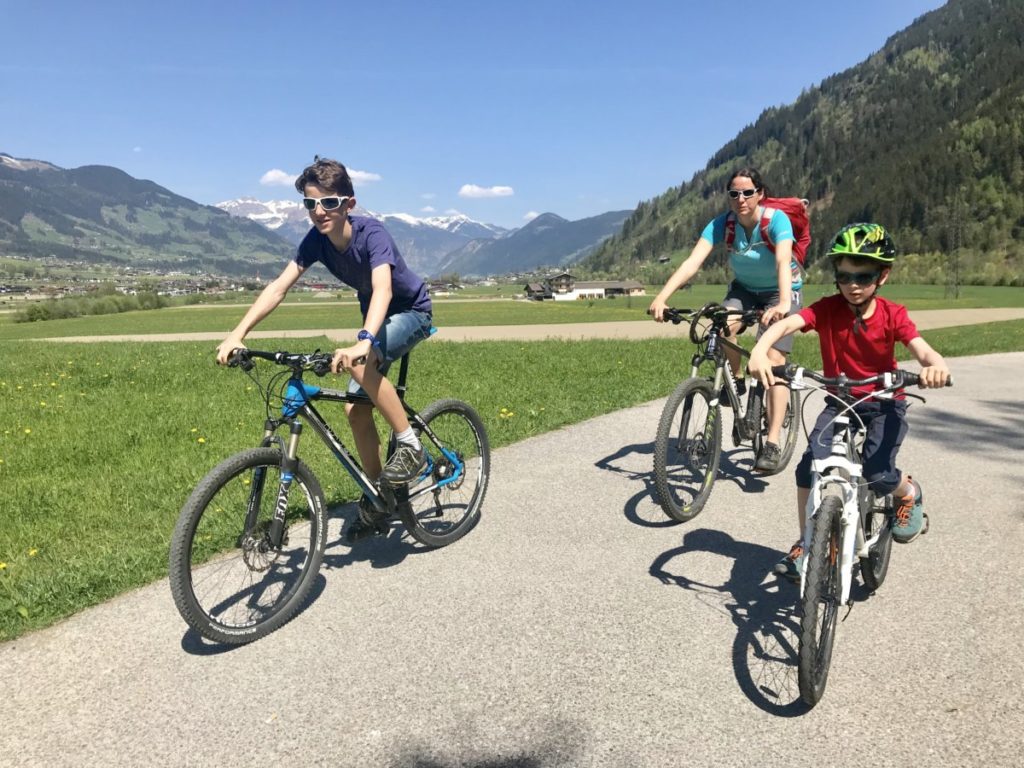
xmin=770 ymin=364 xmax=953 ymax=391
xmin=227 ymin=348 xmax=334 ymax=377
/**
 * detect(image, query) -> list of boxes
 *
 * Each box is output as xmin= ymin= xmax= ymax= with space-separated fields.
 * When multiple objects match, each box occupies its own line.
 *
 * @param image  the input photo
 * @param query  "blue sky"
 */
xmin=2 ymin=0 xmax=945 ymax=229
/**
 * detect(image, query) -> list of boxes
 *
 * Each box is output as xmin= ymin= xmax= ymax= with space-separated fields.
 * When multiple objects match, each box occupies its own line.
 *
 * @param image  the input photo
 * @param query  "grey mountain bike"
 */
xmin=652 ymin=304 xmax=800 ymax=522
xmin=169 ymin=347 xmax=490 ymax=645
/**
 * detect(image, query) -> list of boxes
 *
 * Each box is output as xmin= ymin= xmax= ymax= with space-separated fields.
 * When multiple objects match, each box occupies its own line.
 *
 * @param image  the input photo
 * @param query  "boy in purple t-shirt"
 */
xmin=217 ymin=157 xmax=433 ymax=542
xmin=748 ymin=223 xmax=950 ymax=580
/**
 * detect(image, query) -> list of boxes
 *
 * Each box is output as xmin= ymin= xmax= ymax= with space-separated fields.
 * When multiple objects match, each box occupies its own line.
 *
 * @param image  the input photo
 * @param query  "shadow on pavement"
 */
xmin=649 ymin=528 xmax=811 ymax=716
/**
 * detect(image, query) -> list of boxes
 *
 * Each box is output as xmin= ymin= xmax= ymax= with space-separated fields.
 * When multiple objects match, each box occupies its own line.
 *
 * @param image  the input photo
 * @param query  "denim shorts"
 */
xmin=346 ymin=309 xmax=433 ymax=396
xmin=794 ymin=399 xmax=908 ymax=495
xmin=721 ymin=281 xmax=802 ymax=354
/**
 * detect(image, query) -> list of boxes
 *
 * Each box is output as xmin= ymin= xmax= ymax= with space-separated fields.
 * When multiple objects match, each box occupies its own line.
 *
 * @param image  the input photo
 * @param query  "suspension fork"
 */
xmin=254 ymin=420 xmax=302 ymax=549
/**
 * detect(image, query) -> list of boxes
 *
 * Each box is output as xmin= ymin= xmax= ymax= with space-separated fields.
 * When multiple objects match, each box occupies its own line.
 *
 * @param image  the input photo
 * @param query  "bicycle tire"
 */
xmin=859 ymin=495 xmax=894 ymax=592
xmin=798 ymin=492 xmax=843 ymax=706
xmin=399 ymin=399 xmax=490 ymax=548
xmin=753 ymin=386 xmax=801 ymax=476
xmin=653 ymin=378 xmax=722 ymax=522
xmin=168 ymin=447 xmax=328 ymax=645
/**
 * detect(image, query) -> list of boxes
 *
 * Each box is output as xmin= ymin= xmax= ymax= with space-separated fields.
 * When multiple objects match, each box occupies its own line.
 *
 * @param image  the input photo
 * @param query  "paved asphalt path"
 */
xmin=2 ymin=351 xmax=1022 ymax=767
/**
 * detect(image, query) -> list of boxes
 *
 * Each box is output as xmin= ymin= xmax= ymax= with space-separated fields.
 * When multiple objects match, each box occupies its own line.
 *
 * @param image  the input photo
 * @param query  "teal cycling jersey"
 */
xmin=701 ymin=208 xmax=801 ymax=291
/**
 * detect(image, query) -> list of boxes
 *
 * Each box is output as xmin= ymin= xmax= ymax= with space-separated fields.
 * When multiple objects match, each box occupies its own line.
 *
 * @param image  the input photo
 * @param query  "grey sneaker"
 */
xmin=773 ymin=540 xmax=804 ymax=582
xmin=754 ymin=441 xmax=782 ymax=473
xmin=345 ymin=495 xmax=390 ymax=543
xmin=380 ymin=443 xmax=427 ymax=485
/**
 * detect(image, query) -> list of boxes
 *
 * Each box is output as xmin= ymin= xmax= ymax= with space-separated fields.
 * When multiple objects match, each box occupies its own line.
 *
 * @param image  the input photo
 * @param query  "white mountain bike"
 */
xmin=770 ymin=364 xmax=950 ymax=706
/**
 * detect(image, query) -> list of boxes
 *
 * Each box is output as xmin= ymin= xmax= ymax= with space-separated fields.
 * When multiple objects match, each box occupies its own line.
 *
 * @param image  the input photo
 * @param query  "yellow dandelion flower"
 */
xmin=40 ymin=401 xmax=47 ymax=407
xmin=24 ymin=428 xmax=31 ymax=435
xmin=50 ymin=382 xmax=57 ymax=387
xmin=28 ymin=548 xmax=38 ymax=557
xmin=0 ymin=562 xmax=7 ymax=570
xmin=190 ymin=427 xmax=199 ymax=433
xmin=197 ymin=437 xmax=206 ymax=444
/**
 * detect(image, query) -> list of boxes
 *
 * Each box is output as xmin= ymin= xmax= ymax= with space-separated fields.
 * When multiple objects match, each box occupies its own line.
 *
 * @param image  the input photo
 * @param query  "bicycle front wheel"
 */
xmin=400 ymin=399 xmax=490 ymax=548
xmin=653 ymin=378 xmax=722 ymax=522
xmin=798 ymin=493 xmax=843 ymax=706
xmin=168 ymin=447 xmax=328 ymax=645
xmin=754 ymin=385 xmax=801 ymax=476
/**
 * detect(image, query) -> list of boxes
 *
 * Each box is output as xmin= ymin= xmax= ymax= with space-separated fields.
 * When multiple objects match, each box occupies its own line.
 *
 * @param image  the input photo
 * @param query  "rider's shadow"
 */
xmin=650 ymin=528 xmax=810 ymax=716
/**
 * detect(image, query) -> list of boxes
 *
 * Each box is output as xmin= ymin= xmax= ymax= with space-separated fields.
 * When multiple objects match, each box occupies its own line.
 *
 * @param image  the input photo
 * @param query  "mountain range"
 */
xmin=214 ymin=197 xmax=510 ymax=276
xmin=0 ymin=154 xmax=291 ymax=277
xmin=582 ymin=0 xmax=1024 ymax=287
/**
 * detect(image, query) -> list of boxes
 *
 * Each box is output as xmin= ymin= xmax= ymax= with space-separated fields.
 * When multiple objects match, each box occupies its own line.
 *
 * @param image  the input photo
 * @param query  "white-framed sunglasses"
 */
xmin=727 ymin=188 xmax=760 ymax=200
xmin=302 ymin=195 xmax=350 ymax=212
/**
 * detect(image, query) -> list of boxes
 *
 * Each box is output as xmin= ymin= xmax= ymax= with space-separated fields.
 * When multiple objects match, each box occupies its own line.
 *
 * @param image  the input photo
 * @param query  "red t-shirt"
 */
xmin=799 ymin=294 xmax=919 ymax=396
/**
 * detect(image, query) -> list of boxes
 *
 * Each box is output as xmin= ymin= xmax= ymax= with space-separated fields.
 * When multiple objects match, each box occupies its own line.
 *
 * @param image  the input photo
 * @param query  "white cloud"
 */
xmin=523 ymin=211 xmax=540 ymax=221
xmin=132 ymin=146 xmax=142 ymax=153
xmin=421 ymin=206 xmax=436 ymax=213
xmin=458 ymin=184 xmax=514 ymax=199
xmin=260 ymin=169 xmax=295 ymax=187
xmin=445 ymin=208 xmax=462 ymax=215
xmin=349 ymin=169 xmax=382 ymax=186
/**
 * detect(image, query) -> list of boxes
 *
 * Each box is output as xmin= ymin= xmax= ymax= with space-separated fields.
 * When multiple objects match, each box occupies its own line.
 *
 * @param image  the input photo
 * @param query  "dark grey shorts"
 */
xmin=721 ymin=281 xmax=802 ymax=354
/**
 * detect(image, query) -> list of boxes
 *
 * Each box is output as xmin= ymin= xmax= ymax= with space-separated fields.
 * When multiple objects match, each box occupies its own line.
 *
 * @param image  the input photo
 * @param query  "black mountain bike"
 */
xmin=169 ymin=347 xmax=490 ymax=645
xmin=652 ymin=304 xmax=800 ymax=522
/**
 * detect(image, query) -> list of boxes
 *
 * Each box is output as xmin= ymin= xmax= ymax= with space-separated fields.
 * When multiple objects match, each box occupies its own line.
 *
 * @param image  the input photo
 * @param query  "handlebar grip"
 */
xmin=227 ymin=349 xmax=254 ymax=371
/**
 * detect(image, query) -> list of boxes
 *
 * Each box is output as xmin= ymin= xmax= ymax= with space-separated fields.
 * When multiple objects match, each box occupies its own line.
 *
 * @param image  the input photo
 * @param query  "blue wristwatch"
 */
xmin=357 ymin=329 xmax=381 ymax=348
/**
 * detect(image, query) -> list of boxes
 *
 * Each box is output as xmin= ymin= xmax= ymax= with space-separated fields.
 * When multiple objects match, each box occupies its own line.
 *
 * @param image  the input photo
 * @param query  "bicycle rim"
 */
xmin=653 ymin=379 xmax=722 ymax=522
xmin=860 ymin=498 xmax=894 ymax=592
xmin=169 ymin=448 xmax=327 ymax=644
xmin=400 ymin=399 xmax=490 ymax=547
xmin=798 ymin=495 xmax=842 ymax=706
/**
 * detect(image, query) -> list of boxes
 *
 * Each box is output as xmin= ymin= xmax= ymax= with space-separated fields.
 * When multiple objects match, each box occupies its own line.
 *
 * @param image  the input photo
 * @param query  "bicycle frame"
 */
xmin=247 ymin=352 xmax=465 ymax=527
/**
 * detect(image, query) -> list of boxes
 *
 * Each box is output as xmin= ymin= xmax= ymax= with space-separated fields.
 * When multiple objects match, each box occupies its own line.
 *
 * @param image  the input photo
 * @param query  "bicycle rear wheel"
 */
xmin=753 ymin=385 xmax=800 ymax=475
xmin=798 ymin=493 xmax=843 ymax=706
xmin=168 ymin=447 xmax=328 ymax=645
xmin=653 ymin=378 xmax=722 ymax=522
xmin=399 ymin=399 xmax=490 ymax=548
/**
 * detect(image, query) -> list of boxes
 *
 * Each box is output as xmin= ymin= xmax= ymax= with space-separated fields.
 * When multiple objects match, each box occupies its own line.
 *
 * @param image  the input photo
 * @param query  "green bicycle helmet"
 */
xmin=828 ymin=223 xmax=897 ymax=264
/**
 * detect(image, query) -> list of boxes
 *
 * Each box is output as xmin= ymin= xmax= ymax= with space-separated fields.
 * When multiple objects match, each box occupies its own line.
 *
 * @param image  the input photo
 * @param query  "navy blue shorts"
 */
xmin=794 ymin=399 xmax=909 ymax=495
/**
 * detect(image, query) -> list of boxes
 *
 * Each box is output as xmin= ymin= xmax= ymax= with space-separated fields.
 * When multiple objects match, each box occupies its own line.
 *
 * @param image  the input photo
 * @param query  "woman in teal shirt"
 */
xmin=649 ymin=167 xmax=801 ymax=473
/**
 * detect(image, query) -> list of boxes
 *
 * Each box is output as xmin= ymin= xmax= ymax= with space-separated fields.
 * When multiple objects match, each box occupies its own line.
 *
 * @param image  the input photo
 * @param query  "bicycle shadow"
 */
xmin=320 ymin=502 xmax=433 ymax=571
xmin=649 ymin=528 xmax=810 ymax=716
xmin=594 ymin=433 xmax=771 ymax=529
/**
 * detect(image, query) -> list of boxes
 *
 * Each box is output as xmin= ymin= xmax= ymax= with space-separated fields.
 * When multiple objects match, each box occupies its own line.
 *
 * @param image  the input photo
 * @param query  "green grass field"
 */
xmin=1 ymin=307 xmax=1022 ymax=642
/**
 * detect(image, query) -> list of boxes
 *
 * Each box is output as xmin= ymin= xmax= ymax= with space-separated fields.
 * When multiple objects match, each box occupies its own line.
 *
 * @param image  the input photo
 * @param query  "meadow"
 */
xmin=1 ymin=293 xmax=1022 ymax=642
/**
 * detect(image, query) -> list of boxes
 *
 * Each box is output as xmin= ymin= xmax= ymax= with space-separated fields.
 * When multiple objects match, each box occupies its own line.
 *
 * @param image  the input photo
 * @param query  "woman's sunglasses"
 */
xmin=302 ymin=195 xmax=350 ymax=212
xmin=835 ymin=270 xmax=881 ymax=286
xmin=727 ymin=188 xmax=760 ymax=199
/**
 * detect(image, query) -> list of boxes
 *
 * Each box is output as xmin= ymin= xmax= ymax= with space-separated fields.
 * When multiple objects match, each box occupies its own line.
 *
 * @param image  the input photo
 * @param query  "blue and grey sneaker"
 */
xmin=773 ymin=540 xmax=805 ymax=582
xmin=380 ymin=443 xmax=427 ymax=485
xmin=892 ymin=477 xmax=926 ymax=543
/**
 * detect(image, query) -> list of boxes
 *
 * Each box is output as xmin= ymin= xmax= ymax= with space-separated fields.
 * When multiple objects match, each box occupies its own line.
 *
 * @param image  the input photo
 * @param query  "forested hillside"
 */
xmin=583 ymin=0 xmax=1024 ymax=286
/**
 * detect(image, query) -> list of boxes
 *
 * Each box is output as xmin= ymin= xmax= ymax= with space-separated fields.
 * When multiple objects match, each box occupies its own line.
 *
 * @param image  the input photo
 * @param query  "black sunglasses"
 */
xmin=727 ymin=188 xmax=759 ymax=199
xmin=835 ymin=270 xmax=880 ymax=286
xmin=302 ymin=195 xmax=350 ymax=212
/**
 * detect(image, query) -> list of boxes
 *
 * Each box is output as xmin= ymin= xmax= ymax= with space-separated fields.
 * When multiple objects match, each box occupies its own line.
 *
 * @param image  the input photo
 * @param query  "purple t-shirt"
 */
xmin=294 ymin=216 xmax=432 ymax=317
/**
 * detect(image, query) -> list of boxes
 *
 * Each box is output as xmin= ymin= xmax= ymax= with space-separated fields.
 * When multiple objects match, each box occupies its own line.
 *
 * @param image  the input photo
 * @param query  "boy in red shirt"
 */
xmin=747 ymin=223 xmax=951 ymax=579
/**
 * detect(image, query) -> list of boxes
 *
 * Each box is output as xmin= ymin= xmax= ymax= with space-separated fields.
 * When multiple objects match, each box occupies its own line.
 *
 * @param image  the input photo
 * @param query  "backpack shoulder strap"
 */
xmin=724 ymin=211 xmax=737 ymax=248
xmin=759 ymin=205 xmax=776 ymax=252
